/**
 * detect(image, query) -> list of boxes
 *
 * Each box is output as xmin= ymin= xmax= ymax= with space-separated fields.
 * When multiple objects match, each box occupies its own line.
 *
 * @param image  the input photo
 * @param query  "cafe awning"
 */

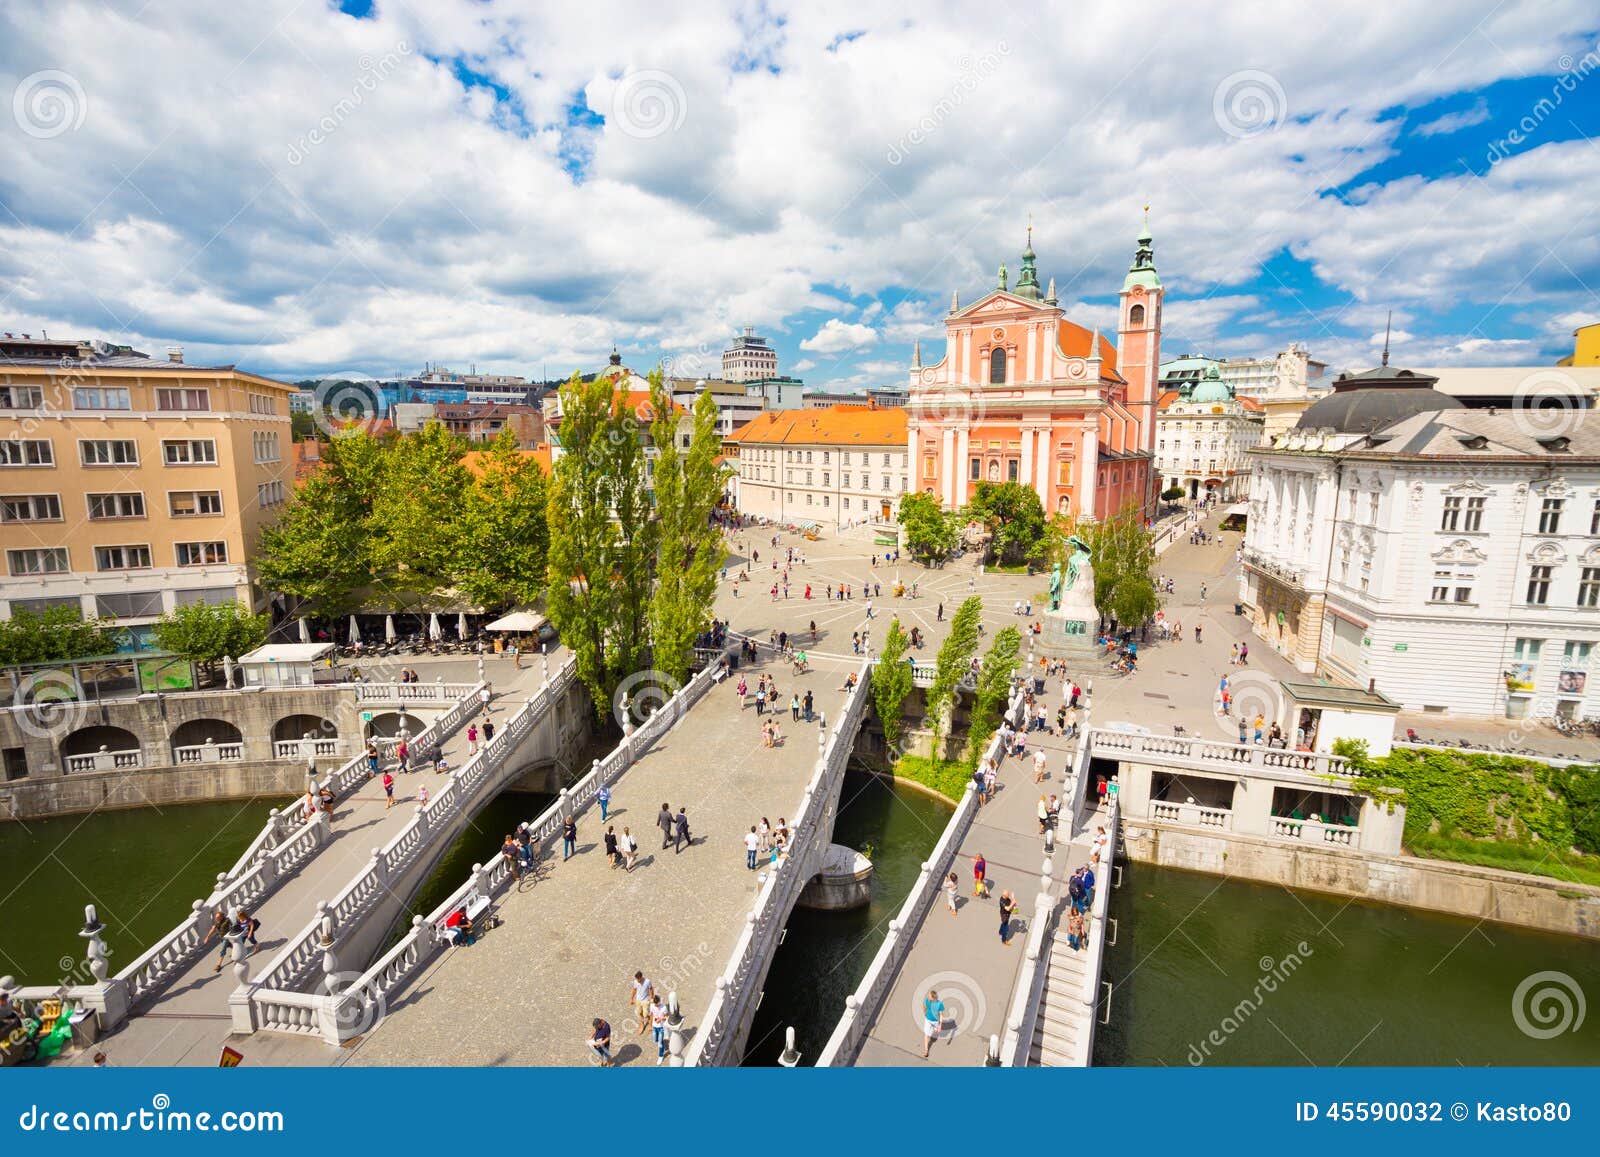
xmin=485 ymin=610 xmax=548 ymax=633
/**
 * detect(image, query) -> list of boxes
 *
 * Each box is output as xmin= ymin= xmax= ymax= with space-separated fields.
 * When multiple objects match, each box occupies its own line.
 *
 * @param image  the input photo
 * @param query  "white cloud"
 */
xmin=1412 ymin=98 xmax=1491 ymax=137
xmin=0 ymin=0 xmax=1594 ymax=377
xmin=800 ymin=318 xmax=877 ymax=354
xmin=789 ymin=358 xmax=817 ymax=373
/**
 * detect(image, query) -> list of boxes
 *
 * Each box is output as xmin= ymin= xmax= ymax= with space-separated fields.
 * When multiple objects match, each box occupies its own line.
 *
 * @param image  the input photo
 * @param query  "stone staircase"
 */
xmin=1028 ymin=930 xmax=1090 ymax=1066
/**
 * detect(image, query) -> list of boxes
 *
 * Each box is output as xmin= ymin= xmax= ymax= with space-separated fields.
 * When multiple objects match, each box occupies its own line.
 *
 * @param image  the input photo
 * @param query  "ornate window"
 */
xmin=988 ymin=348 xmax=1007 ymax=384
xmin=1129 ymin=303 xmax=1146 ymax=326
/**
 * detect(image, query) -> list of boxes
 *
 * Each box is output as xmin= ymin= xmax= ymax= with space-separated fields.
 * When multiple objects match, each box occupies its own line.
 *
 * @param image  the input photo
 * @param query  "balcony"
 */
xmin=1148 ymin=801 xmax=1233 ymax=829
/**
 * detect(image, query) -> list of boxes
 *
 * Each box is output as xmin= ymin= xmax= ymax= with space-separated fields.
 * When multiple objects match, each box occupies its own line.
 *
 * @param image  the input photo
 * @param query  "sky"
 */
xmin=2 ymin=1 xmax=1599 ymax=392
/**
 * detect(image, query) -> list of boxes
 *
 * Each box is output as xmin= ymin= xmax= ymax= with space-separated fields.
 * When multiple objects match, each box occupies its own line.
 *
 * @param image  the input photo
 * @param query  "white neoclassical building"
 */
xmin=725 ymin=405 xmax=910 ymax=531
xmin=1155 ymin=365 xmax=1263 ymax=501
xmin=1241 ymin=364 xmax=1600 ymax=720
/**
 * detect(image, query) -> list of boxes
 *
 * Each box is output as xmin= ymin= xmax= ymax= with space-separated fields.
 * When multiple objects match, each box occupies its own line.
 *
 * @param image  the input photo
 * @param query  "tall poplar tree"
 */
xmin=964 ymin=625 xmax=1021 ymax=765
xmin=927 ymin=595 xmax=982 ymax=759
xmin=648 ymin=373 xmax=727 ymax=686
xmin=872 ymin=618 xmax=915 ymax=755
xmin=458 ymin=428 xmax=549 ymax=611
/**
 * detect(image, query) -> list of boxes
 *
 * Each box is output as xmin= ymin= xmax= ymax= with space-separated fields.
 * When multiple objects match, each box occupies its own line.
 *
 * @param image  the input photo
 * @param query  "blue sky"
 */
xmin=1 ymin=1 xmax=1598 ymax=390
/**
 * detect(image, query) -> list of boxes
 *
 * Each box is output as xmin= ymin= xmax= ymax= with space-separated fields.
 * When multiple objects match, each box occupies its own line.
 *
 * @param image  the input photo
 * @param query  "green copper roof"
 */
xmin=1122 ymin=223 xmax=1161 ymax=292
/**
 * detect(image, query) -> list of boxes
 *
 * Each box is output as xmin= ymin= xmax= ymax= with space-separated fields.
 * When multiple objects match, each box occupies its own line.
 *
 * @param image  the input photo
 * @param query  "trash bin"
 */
xmin=1234 ymin=603 xmax=1244 ymax=616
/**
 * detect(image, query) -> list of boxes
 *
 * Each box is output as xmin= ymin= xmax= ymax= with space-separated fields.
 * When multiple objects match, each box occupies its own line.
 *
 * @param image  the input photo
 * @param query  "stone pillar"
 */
xmin=778 ymin=1025 xmax=801 ymax=1067
xmin=1034 ymin=427 xmax=1051 ymax=504
xmin=954 ymin=426 xmax=970 ymax=505
xmin=666 ymin=990 xmax=686 ymax=1067
xmin=1079 ymin=425 xmax=1099 ymax=518
xmin=1020 ymin=427 xmax=1034 ymax=494
xmin=941 ymin=427 xmax=956 ymax=507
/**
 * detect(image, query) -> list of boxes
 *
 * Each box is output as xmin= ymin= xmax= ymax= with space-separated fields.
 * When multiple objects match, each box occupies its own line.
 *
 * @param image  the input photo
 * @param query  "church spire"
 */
xmin=1122 ymin=208 xmax=1161 ymax=292
xmin=950 ymin=288 xmax=959 ymax=314
xmin=1014 ymin=221 xmax=1042 ymax=301
xmin=911 ymin=338 xmax=922 ymax=370
xmin=1381 ymin=310 xmax=1392 ymax=367
xmin=1045 ymin=276 xmax=1057 ymax=305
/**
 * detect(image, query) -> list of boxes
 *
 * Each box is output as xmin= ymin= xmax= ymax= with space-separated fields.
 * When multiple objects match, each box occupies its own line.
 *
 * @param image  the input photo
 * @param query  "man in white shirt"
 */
xmin=1033 ymin=747 xmax=1049 ymax=784
xmin=628 ymin=971 xmax=654 ymax=1035
xmin=744 ymin=827 xmax=760 ymax=870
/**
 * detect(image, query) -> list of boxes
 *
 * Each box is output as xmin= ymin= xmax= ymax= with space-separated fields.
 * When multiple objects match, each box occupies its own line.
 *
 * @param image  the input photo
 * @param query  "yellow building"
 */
xmin=1558 ymin=321 xmax=1600 ymax=366
xmin=0 ymin=334 xmax=295 ymax=642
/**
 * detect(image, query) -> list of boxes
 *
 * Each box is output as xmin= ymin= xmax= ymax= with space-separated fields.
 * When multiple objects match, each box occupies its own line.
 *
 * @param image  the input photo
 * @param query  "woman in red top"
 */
xmin=972 ymin=853 xmax=989 ymax=899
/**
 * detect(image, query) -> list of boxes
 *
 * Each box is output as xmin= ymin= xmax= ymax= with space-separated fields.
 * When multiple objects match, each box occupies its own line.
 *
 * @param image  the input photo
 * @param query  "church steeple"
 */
xmin=997 ymin=261 xmax=1008 ymax=291
xmin=1122 ymin=207 xmax=1161 ymax=292
xmin=911 ymin=338 xmax=922 ymax=370
xmin=950 ymin=289 xmax=959 ymax=314
xmin=1013 ymin=222 xmax=1042 ymax=301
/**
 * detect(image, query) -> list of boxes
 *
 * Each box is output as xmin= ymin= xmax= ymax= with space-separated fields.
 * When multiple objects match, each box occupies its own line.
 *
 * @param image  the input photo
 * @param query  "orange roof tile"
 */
xmin=728 ymin=404 xmax=908 ymax=447
xmin=1056 ymin=320 xmax=1118 ymax=373
xmin=1239 ymin=396 xmax=1264 ymax=412
xmin=460 ymin=443 xmax=554 ymax=477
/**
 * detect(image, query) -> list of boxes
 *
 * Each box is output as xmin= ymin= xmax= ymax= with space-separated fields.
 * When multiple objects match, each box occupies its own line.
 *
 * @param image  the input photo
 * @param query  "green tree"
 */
xmin=926 ymin=595 xmax=982 ymax=758
xmin=898 ymin=490 xmax=959 ymax=564
xmin=255 ymin=430 xmax=389 ymax=616
xmin=1161 ymin=484 xmax=1186 ymax=502
xmin=871 ymin=618 xmax=915 ymax=754
xmin=964 ymin=625 xmax=1021 ymax=765
xmin=966 ymin=481 xmax=1047 ymax=566
xmin=0 ymin=606 xmax=118 ymax=666
xmin=371 ymin=422 xmax=472 ymax=606
xmin=150 ymin=602 xmax=270 ymax=677
xmin=1079 ymin=502 xmax=1161 ymax=629
xmin=546 ymin=373 xmax=657 ymax=719
xmin=457 ymin=429 xmax=550 ymax=612
xmin=648 ymin=373 xmax=728 ymax=687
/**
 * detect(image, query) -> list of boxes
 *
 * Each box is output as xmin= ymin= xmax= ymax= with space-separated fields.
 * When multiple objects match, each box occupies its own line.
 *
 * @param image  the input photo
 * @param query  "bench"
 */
xmin=441 ymin=891 xmax=493 ymax=946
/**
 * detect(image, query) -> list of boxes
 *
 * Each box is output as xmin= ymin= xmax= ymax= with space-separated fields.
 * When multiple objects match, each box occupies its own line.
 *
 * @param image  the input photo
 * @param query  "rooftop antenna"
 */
xmin=1381 ymin=311 xmax=1391 ymax=367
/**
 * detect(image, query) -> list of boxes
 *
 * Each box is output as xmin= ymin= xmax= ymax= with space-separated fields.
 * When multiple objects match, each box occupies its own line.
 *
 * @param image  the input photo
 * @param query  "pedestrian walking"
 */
xmin=865 ymin=600 xmax=874 ymax=619
xmin=648 ymin=993 xmax=669 ymax=1064
xmin=803 ymin=689 xmax=813 ymax=721
xmin=417 ymin=783 xmax=430 ymax=807
xmin=604 ymin=825 xmax=619 ymax=868
xmin=674 ymin=807 xmax=691 ymax=853
xmin=744 ymin=826 xmax=760 ymax=870
xmin=365 ymin=743 xmax=379 ymax=778
xmin=921 ymin=989 xmax=946 ymax=1058
xmin=973 ymin=852 xmax=989 ymax=899
xmin=943 ymin=872 xmax=960 ymax=915
xmin=479 ymin=685 xmax=493 ymax=712
xmin=657 ymin=802 xmax=675 ymax=849
xmin=619 ymin=826 xmax=637 ymax=871
xmin=998 ymin=891 xmax=1017 ymax=946
xmin=1033 ymin=747 xmax=1048 ymax=783
xmin=395 ymin=736 xmax=409 ymax=771
xmin=598 ymin=783 xmax=611 ymax=821
xmin=467 ymin=723 xmax=479 ymax=755
xmin=629 ymin=971 xmax=654 ymax=1034
xmin=482 ymin=718 xmax=495 ymax=743
xmin=562 ymin=815 xmax=577 ymax=860
xmin=791 ymin=693 xmax=800 ymax=722
xmin=1229 ymin=643 xmax=1239 ymax=666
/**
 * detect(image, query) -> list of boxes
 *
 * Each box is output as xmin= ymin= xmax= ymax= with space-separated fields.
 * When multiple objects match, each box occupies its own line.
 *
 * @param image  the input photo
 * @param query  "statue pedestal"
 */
xmin=1041 ymin=564 xmax=1099 ymax=663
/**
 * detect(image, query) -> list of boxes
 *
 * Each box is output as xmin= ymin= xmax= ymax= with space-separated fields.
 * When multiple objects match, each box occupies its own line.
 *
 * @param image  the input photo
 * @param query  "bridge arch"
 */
xmin=60 ymin=725 xmax=141 ymax=769
xmin=364 ymin=710 xmax=424 ymax=741
xmin=273 ymin=713 xmax=338 ymax=745
xmin=170 ymin=718 xmax=243 ymax=753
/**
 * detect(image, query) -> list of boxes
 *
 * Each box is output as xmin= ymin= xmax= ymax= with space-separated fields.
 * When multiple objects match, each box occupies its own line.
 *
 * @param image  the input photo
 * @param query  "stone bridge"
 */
xmin=7 ymin=653 xmax=588 ymax=1065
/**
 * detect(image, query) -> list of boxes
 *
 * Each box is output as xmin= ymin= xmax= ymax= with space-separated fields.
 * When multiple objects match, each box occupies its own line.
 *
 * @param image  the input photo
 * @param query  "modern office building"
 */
xmin=0 ymin=334 xmax=296 ymax=642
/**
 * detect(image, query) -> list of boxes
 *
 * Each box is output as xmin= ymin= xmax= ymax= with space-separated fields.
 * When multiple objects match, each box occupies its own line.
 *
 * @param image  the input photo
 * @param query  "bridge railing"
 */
xmin=349 ymin=681 xmax=480 ymax=704
xmin=99 ymin=681 xmax=488 ymax=1018
xmin=1086 ymin=728 xmax=1351 ymax=778
xmin=684 ymin=656 xmax=873 ymax=1067
xmin=998 ymin=704 xmax=1092 ymax=1066
xmin=244 ymin=660 xmax=575 ymax=999
xmin=1065 ymin=795 xmax=1120 ymax=1067
xmin=816 ymin=682 xmax=1026 ymax=1067
xmin=257 ymin=658 xmax=713 ymax=1043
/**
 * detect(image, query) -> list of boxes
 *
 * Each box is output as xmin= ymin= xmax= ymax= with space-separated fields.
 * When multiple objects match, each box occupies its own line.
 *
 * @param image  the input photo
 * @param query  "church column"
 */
xmin=934 ymin=425 xmax=947 ymax=505
xmin=1025 ymin=326 xmax=1038 ymax=383
xmin=955 ymin=426 xmax=970 ymax=506
xmin=1034 ymin=426 xmax=1051 ymax=504
xmin=1019 ymin=425 xmax=1034 ymax=494
xmin=1079 ymin=423 xmax=1099 ymax=518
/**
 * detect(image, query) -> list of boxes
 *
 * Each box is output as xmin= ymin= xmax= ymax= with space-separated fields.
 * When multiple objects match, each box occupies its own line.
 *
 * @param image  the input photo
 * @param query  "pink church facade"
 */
xmin=905 ymin=225 xmax=1163 ymax=522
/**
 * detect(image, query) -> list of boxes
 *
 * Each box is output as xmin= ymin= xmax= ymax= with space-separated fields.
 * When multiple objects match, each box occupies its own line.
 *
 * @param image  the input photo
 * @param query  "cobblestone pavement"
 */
xmin=65 ymin=658 xmax=555 ymax=1068
xmin=344 ymin=648 xmax=861 ymax=1067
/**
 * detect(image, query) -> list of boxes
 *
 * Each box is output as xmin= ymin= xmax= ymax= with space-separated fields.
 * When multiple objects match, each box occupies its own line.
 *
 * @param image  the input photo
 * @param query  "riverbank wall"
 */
xmin=1121 ymin=819 xmax=1600 ymax=940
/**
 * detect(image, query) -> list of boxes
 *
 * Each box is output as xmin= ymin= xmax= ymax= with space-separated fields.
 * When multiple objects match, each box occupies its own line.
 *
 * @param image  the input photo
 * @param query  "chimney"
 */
xmin=167 ymin=346 xmax=184 ymax=364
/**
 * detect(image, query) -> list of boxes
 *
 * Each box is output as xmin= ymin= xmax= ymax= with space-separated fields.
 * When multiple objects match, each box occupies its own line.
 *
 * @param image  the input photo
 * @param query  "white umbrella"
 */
xmin=428 ymin=613 xmax=443 ymax=641
xmin=348 ymin=615 xmax=361 ymax=645
xmin=457 ymin=611 xmax=469 ymax=640
xmin=385 ymin=615 xmax=397 ymax=643
xmin=298 ymin=618 xmax=311 ymax=644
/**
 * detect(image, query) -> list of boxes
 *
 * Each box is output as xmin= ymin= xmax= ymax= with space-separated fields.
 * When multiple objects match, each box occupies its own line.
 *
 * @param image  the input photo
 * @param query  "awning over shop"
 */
xmin=485 ymin=610 xmax=548 ymax=633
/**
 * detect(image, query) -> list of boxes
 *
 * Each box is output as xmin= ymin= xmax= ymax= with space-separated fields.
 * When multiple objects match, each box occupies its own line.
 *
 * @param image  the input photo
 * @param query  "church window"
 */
xmin=924 ymin=455 xmax=936 ymax=480
xmin=989 ymin=348 xmax=1007 ymax=384
xmin=1129 ymin=304 xmax=1145 ymax=326
xmin=969 ymin=457 xmax=980 ymax=481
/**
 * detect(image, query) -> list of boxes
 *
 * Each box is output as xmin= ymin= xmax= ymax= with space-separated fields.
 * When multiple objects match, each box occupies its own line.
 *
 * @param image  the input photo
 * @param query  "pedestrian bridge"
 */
xmin=333 ymin=651 xmax=875 ymax=1066
xmin=6 ymin=655 xmax=587 ymax=1065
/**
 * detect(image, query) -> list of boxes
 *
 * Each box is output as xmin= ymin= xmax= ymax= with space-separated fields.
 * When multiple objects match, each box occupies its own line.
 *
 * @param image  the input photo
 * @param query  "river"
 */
xmin=0 ymin=798 xmax=292 ymax=986
xmin=743 ymin=769 xmax=953 ymax=1066
xmin=1095 ymin=861 xmax=1600 ymax=1066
